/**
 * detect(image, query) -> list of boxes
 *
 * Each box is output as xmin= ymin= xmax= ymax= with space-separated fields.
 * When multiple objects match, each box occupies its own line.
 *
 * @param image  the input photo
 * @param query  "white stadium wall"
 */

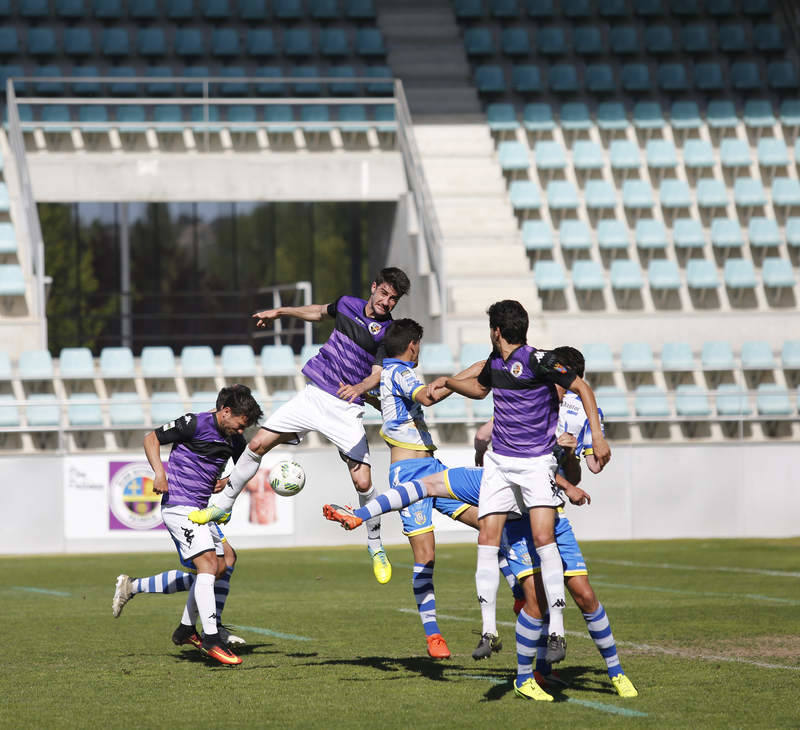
xmin=2 ymin=442 xmax=797 ymax=556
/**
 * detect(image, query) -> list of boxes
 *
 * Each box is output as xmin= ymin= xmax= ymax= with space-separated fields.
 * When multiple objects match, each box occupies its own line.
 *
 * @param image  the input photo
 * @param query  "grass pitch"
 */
xmin=3 ymin=538 xmax=799 ymax=729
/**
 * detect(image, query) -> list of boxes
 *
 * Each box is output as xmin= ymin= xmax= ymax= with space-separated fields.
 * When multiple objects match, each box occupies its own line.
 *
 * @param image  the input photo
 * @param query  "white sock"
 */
xmin=193 ymin=572 xmax=218 ymax=636
xmin=476 ymin=544 xmax=500 ymax=636
xmin=536 ymin=542 xmax=566 ymax=637
xmin=358 ymin=485 xmax=382 ymax=553
xmin=180 ymin=582 xmax=199 ymax=627
xmin=215 ymin=447 xmax=261 ymax=511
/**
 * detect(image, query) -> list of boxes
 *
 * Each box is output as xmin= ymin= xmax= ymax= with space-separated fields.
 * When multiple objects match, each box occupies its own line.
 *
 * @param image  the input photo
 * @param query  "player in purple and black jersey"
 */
xmin=144 ymin=384 xmax=262 ymax=666
xmin=189 ymin=267 xmax=410 ymax=584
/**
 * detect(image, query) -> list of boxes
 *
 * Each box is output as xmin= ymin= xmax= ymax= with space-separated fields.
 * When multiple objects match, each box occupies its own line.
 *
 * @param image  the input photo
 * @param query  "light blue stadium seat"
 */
xmin=772 ymin=178 xmax=800 ymax=209
xmin=537 ymin=27 xmax=567 ymax=56
xmin=26 ymin=394 xmax=61 ymax=427
xmin=509 ymin=180 xmax=541 ymax=211
xmin=64 ymin=28 xmax=94 ymax=57
xmin=365 ymin=66 xmax=393 ymax=96
xmin=460 ymin=343 xmax=489 ymax=371
xmin=146 ymin=67 xmax=176 ymax=97
xmin=181 ymin=346 xmax=217 ymax=377
xmin=356 ymin=29 xmax=385 ymax=57
xmin=549 ymin=64 xmax=578 ymax=94
xmin=633 ymin=101 xmax=664 ymax=130
xmin=682 ymin=23 xmax=711 ymax=53
xmin=560 ymin=102 xmax=591 ymax=131
xmin=175 ymin=29 xmax=205 ymax=58
xmin=475 ymin=66 xmax=506 ymax=94
xmin=743 ymin=100 xmax=776 ymax=130
xmin=535 ymin=141 xmax=566 ymax=171
xmin=301 ymin=344 xmax=323 ymax=366
xmin=454 ymin=0 xmax=483 ymax=18
xmin=140 ymin=347 xmax=176 ymax=378
xmin=753 ymin=23 xmax=783 ymax=52
xmin=0 ymin=223 xmax=16 ymax=255
xmin=319 ymin=28 xmax=349 ymax=58
xmin=734 ymin=178 xmax=767 ymax=209
xmin=19 ymin=350 xmax=54 ymax=379
xmin=115 ymin=105 xmax=148 ymax=131
xmin=585 ymin=64 xmax=616 ymax=93
xmin=707 ymin=100 xmax=737 ymax=130
xmin=621 ymin=64 xmax=651 ymax=92
xmin=72 ymin=66 xmax=102 ymax=96
xmin=261 ymin=345 xmax=297 ymax=377
xmin=497 ymin=141 xmax=529 ymax=171
xmin=0 ymin=352 xmax=12 ymax=382
xmin=547 ymin=181 xmax=578 ymax=211
xmin=522 ymin=220 xmax=553 ymax=251
xmin=696 ymin=180 xmax=728 ymax=209
xmin=610 ymin=26 xmax=639 ymax=55
xmin=487 ymin=104 xmax=518 ymax=132
xmin=644 ymin=25 xmax=673 ymax=55
xmin=328 ymin=66 xmax=357 ymax=96
xmin=534 ymin=260 xmax=566 ymax=291
xmin=720 ymin=139 xmax=751 ymax=169
xmin=658 ymin=63 xmax=688 ymax=92
xmin=610 ymin=259 xmax=643 ymax=290
xmin=374 ymin=104 xmax=396 ymax=133
xmin=34 ymin=66 xmax=65 ymax=96
xmin=512 ymin=64 xmax=547 ymax=93
xmin=782 ymin=340 xmax=800 ymax=368
xmin=28 ymin=28 xmax=57 ymax=58
xmin=731 ymin=62 xmax=761 ymax=90
xmin=609 ymin=140 xmax=640 ymax=171
xmin=768 ymin=61 xmax=798 ymax=90
xmin=205 ymin=0 xmax=231 ymax=18
xmin=574 ymin=27 xmax=604 ymax=56
xmin=702 ymin=340 xmax=735 ymax=370
xmin=40 ymin=105 xmax=72 ymax=132
xmin=0 ymin=185 xmax=8 ymax=213
xmin=247 ymin=29 xmax=276 ymax=58
xmin=99 ymin=347 xmax=135 ymax=379
xmin=0 ymin=29 xmax=19 ymax=56
xmin=787 ymin=218 xmax=800 ymax=249
xmin=716 ymin=383 xmax=751 ymax=416
xmin=623 ymin=180 xmax=654 ymax=209
xmin=338 ymin=105 xmax=369 ymax=134
xmin=673 ymin=218 xmax=705 ymax=250
xmin=464 ymin=28 xmax=495 ymax=57
xmin=594 ymin=386 xmax=629 ymax=418
xmin=527 ymin=0 xmax=554 ymax=17
xmin=109 ymin=66 xmax=136 ymax=96
xmin=153 ymin=105 xmax=184 ymax=132
xmin=220 ymin=344 xmax=257 ymax=376
xmin=660 ymin=180 xmax=692 ymax=211
xmin=150 ymin=392 xmax=186 ymax=425
xmin=740 ymin=340 xmax=775 ymax=370
xmin=109 ymin=393 xmax=145 ymax=426
xmin=573 ymin=141 xmax=604 ymax=171
xmin=762 ymin=257 xmax=795 ymax=288
xmin=671 ymin=101 xmax=701 ymax=131
xmin=724 ymin=258 xmax=757 ymax=289
xmin=647 ymin=140 xmax=677 ymax=170
xmin=419 ymin=343 xmax=456 ymax=374
xmin=240 ymin=0 xmax=266 ymax=16
xmin=687 ymin=259 xmax=719 ymax=290
xmin=0 ymin=394 xmax=20 ymax=428
xmin=78 ymin=105 xmax=110 ymax=132
xmin=227 ymin=105 xmax=259 ymax=131
xmin=635 ymin=385 xmax=670 ymax=417
xmin=572 ymin=260 xmax=605 ymax=291
xmin=472 ymin=391 xmax=494 ymax=420
xmin=683 ymin=140 xmax=714 ymax=171
xmin=189 ymin=105 xmax=222 ymax=132
xmin=67 ymin=393 xmax=104 ymax=427
xmin=502 ymin=28 xmax=529 ymax=56
xmin=597 ymin=220 xmax=629 ymax=251
xmin=756 ymin=383 xmax=792 ymax=416
xmin=522 ymin=103 xmax=554 ymax=132
xmin=213 ymin=28 xmax=241 ymax=57
xmin=748 ymin=217 xmax=780 ymax=249
xmin=635 ymin=219 xmax=668 ymax=250
xmin=182 ymin=65 xmax=210 ymax=96
xmin=711 ymin=218 xmax=744 ymax=249
xmin=621 ymin=342 xmax=655 ymax=372
xmin=582 ymin=343 xmax=615 ymax=373
xmin=585 ymin=181 xmax=617 ymax=211
xmin=559 ymin=220 xmax=592 ymax=251
xmin=694 ymin=62 xmax=724 ymax=91
xmin=675 ymin=384 xmax=712 ymax=416
xmin=138 ymin=27 xmax=166 ymax=57
xmin=661 ymin=341 xmax=694 ymax=371
xmin=596 ymin=102 xmax=628 ymax=132
xmin=286 ymin=66 xmax=321 ymax=97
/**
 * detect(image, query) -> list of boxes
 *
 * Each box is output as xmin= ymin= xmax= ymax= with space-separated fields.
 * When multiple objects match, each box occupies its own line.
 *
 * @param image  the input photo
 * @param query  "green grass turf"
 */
xmin=2 ymin=538 xmax=799 ymax=729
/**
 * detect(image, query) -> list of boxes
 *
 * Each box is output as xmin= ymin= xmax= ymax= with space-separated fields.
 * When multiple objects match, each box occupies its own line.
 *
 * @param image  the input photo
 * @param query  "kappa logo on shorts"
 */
xmin=182 ymin=526 xmax=195 ymax=547
xmin=510 ymin=362 xmax=523 ymax=377
xmin=368 ymin=321 xmax=381 ymax=335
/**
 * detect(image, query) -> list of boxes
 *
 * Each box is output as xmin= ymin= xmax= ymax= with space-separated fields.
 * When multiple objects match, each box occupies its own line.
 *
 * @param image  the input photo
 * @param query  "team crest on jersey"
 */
xmin=553 ymin=361 xmax=567 ymax=374
xmin=415 ymin=511 xmax=427 ymax=525
xmin=368 ymin=322 xmax=381 ymax=335
xmin=510 ymin=361 xmax=524 ymax=377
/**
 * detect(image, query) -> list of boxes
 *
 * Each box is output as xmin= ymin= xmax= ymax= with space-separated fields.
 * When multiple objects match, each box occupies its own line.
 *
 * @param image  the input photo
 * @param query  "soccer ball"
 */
xmin=269 ymin=460 xmax=306 ymax=497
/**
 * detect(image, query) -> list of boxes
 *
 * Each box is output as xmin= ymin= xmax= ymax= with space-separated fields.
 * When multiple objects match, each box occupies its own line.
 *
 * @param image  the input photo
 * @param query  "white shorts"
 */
xmin=478 ymin=450 xmax=562 ymax=519
xmin=162 ymin=505 xmax=224 ymax=566
xmin=263 ymin=383 xmax=370 ymax=465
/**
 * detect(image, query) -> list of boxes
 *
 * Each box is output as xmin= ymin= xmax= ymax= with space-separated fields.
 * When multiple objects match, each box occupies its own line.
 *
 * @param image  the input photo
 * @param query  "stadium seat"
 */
xmin=715 ymin=383 xmax=751 ymax=416
xmin=247 ymin=29 xmax=277 ymax=58
xmin=748 ymin=218 xmax=780 ymax=250
xmin=711 ymin=218 xmax=744 ymax=250
xmin=609 ymin=140 xmax=640 ymax=172
xmin=213 ymin=28 xmax=241 ymax=57
xmin=0 ymin=223 xmax=16 ymax=255
xmin=459 ymin=343 xmax=489 ymax=371
xmin=138 ymin=28 xmax=167 ymax=57
xmin=672 ymin=0 xmax=700 ymax=16
xmin=573 ymin=141 xmax=604 ymax=171
xmin=475 ymin=66 xmax=506 ymax=94
xmin=585 ymin=65 xmax=616 ymax=94
xmin=694 ymin=62 xmax=724 ymax=92
xmin=72 ymin=66 xmax=102 ymax=96
xmin=464 ymin=28 xmax=495 ymax=57
xmin=20 ymin=0 xmax=49 ymax=17
xmin=702 ymin=340 xmax=735 ymax=371
xmin=64 ymin=28 xmax=94 ymax=58
xmin=109 ymin=393 xmax=146 ymax=427
xmin=696 ymin=180 xmax=728 ymax=210
xmin=175 ymin=29 xmax=205 ymax=58
xmin=19 ymin=350 xmax=54 ymax=380
xmin=145 ymin=67 xmax=176 ymax=97
xmin=240 ymin=0 xmax=267 ymax=19
xmin=67 ymin=393 xmax=104 ymax=428
xmin=109 ymin=66 xmax=137 ymax=96
xmin=734 ymin=178 xmax=767 ymax=209
xmin=772 ymin=178 xmax=800 ymax=210
xmin=634 ymin=385 xmax=670 ymax=417
xmin=301 ymin=344 xmax=323 ymax=367
xmin=572 ymin=260 xmax=605 ymax=291
xmin=753 ymin=23 xmax=783 ymax=52
xmin=534 ymin=260 xmax=566 ymax=291
xmin=706 ymin=100 xmax=737 ymax=131
xmin=188 ymin=391 xmax=218 ymax=413
xmin=264 ymin=105 xmax=295 ymax=133
xmin=140 ymin=347 xmax=177 ymax=378
xmin=534 ymin=141 xmax=566 ymax=172
xmin=682 ymin=23 xmax=711 ymax=53
xmin=731 ymin=62 xmax=761 ymax=91
xmin=338 ymin=105 xmax=369 ymax=134
xmin=660 ymin=180 xmax=692 ymax=212
xmin=706 ymin=0 xmax=734 ymax=16
xmin=635 ymin=219 xmax=668 ymax=250
xmin=622 ymin=180 xmax=654 ymax=210
xmin=522 ymin=103 xmax=554 ymax=132
xmin=559 ymin=220 xmax=592 ymax=251
xmin=150 ymin=392 xmax=186 ymax=425
xmin=610 ymin=259 xmax=643 ymax=291
xmin=301 ymin=105 xmax=332 ymax=133
xmin=724 ymin=258 xmax=757 ymax=290
xmin=683 ymin=140 xmax=714 ymax=172
xmin=527 ymin=0 xmax=555 ymax=17
xmin=487 ymin=104 xmax=518 ymax=133
xmin=644 ymin=25 xmax=673 ymax=55
xmin=116 ymin=105 xmax=148 ymax=131
xmin=356 ymin=29 xmax=385 ymax=57
xmin=621 ymin=64 xmax=651 ymax=93
xmin=99 ymin=347 xmax=135 ymax=379
xmin=756 ymin=383 xmax=792 ymax=416
xmin=658 ymin=64 xmax=689 ymax=92
xmin=781 ymin=341 xmax=800 ymax=369
xmin=0 ymin=264 xmax=26 ymax=298
xmin=599 ymin=0 xmax=626 ymax=16
xmin=661 ymin=341 xmax=694 ymax=371
xmin=547 ymin=181 xmax=579 ymax=211
xmin=221 ymin=344 xmax=257 ymax=376
xmin=34 ymin=67 xmax=66 ymax=96
xmin=718 ymin=23 xmax=748 ymax=53
xmin=28 ymin=28 xmax=57 ymax=58
xmin=596 ymin=102 xmax=628 ymax=132
xmin=454 ymin=0 xmax=483 ymax=18
xmin=311 ymin=0 xmax=339 ymax=18
xmin=621 ymin=342 xmax=655 ymax=372
xmin=364 ymin=66 xmax=393 ymax=96
xmin=320 ymin=29 xmax=349 ymax=57
xmin=675 ymin=385 xmax=712 ymax=417
xmin=26 ymin=394 xmax=61 ymax=427
xmin=79 ymin=105 xmax=110 ymax=133
xmin=537 ymin=27 xmax=567 ymax=56
xmin=585 ymin=181 xmax=617 ymax=211
xmin=582 ymin=343 xmax=615 ymax=373
xmin=787 ymin=218 xmax=800 ymax=249
xmin=594 ymin=386 xmax=629 ymax=418
xmin=563 ymin=0 xmax=590 ymax=17
xmin=742 ymin=0 xmax=773 ymax=15
xmin=153 ymin=105 xmax=184 ymax=133
xmin=720 ymin=139 xmax=751 ymax=170
xmin=633 ymin=102 xmax=664 ymax=131
xmin=95 ymin=0 xmax=123 ymax=18
xmin=522 ymin=220 xmax=553 ymax=251
xmin=502 ymin=28 xmax=530 ymax=57
xmin=181 ymin=346 xmax=217 ymax=377
xmin=670 ymin=101 xmax=701 ymax=132
xmin=646 ymin=140 xmax=677 ymax=171
xmin=509 ymin=181 xmax=541 ymax=211
xmin=686 ymin=258 xmax=719 ymax=292
xmin=346 ymin=0 xmax=376 ymax=20
xmin=497 ymin=141 xmax=529 ymax=171
xmin=549 ymin=64 xmax=578 ymax=93
xmin=130 ymin=0 xmax=158 ymax=18
xmin=767 ymin=62 xmax=798 ymax=91
xmin=610 ymin=26 xmax=639 ymax=55
xmin=597 ymin=220 xmax=629 ymax=251
xmin=560 ymin=102 xmax=592 ymax=131
xmin=743 ymin=100 xmax=776 ymax=130
xmin=0 ymin=29 xmax=18 ymax=56
xmin=574 ymin=27 xmax=604 ymax=55
xmin=762 ymin=257 xmax=796 ymax=289
xmin=328 ymin=66 xmax=357 ymax=96
xmin=419 ymin=343 xmax=456 ymax=374
xmin=740 ymin=340 xmax=775 ymax=370
xmin=205 ymin=0 xmax=232 ymax=18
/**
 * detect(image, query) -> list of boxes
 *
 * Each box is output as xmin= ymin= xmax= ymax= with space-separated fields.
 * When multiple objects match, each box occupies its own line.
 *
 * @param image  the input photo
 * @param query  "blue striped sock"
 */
xmin=412 ymin=563 xmax=440 ymax=636
xmin=132 ymin=570 xmax=194 ymax=595
xmin=516 ymin=608 xmax=544 ymax=682
xmin=535 ymin=613 xmax=551 ymax=674
xmin=584 ymin=603 xmax=623 ymax=678
xmin=353 ymin=480 xmax=426 ymax=522
xmin=215 ymin=565 xmax=234 ymax=625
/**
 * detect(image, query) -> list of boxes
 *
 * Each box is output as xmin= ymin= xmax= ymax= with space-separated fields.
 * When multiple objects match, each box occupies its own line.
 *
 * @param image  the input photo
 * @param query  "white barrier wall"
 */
xmin=2 ymin=441 xmax=798 ymax=556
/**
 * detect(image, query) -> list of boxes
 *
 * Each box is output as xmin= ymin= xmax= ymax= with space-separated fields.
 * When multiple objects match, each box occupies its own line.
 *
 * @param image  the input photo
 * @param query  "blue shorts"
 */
xmin=500 ymin=517 xmax=535 ymax=580
xmin=389 ymin=457 xmax=469 ymax=536
xmin=531 ymin=511 xmax=588 ymax=576
xmin=176 ymin=522 xmax=226 ymax=571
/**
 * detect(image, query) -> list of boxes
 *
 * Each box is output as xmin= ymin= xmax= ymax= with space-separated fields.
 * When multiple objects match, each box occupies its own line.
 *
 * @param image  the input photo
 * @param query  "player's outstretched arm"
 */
xmin=556 ymin=474 xmax=591 ymax=506
xmin=143 ymin=431 xmax=168 ymax=495
xmin=474 ymin=419 xmax=493 ymax=466
xmin=569 ymin=378 xmax=611 ymax=469
xmin=253 ymin=303 xmax=330 ymax=328
xmin=337 ymin=364 xmax=382 ymax=403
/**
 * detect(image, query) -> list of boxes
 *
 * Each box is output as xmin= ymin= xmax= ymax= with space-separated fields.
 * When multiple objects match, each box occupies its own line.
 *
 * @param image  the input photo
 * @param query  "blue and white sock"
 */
xmin=357 ymin=486 xmax=383 ymax=553
xmin=214 ymin=565 xmax=234 ymax=627
xmin=353 ymin=480 xmax=426 ymax=522
xmin=412 ymin=563 xmax=440 ymax=636
xmin=535 ymin=613 xmax=551 ymax=675
xmin=132 ymin=570 xmax=195 ymax=595
xmin=516 ymin=608 xmax=544 ymax=683
xmin=584 ymin=603 xmax=623 ymax=678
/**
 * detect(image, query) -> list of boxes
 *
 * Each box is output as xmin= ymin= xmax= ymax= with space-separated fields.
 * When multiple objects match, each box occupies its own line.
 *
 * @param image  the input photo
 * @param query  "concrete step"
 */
xmin=438 ymin=217 xmax=519 ymax=236
xmin=428 ymin=176 xmax=507 ymax=196
xmin=448 ymin=280 xmax=539 ymax=317
xmin=448 ymin=316 xmax=550 ymax=351
xmin=442 ymin=246 xmax=529 ymax=275
xmin=403 ymin=88 xmax=482 ymax=117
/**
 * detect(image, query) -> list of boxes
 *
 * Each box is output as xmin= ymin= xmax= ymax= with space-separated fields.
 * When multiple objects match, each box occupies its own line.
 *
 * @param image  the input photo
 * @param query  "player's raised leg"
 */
xmin=112 ymin=569 xmax=195 ymax=618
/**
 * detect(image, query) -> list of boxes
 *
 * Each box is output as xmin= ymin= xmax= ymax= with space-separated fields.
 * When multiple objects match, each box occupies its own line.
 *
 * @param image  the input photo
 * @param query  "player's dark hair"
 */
xmin=552 ymin=346 xmax=585 ymax=378
xmin=487 ymin=300 xmax=528 ymax=345
xmin=373 ymin=267 xmax=410 ymax=299
xmin=383 ymin=318 xmax=424 ymax=358
xmin=216 ymin=384 xmax=263 ymax=426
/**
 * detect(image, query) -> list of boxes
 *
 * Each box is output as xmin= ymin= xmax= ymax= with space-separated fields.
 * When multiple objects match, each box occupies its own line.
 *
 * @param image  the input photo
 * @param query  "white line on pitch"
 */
xmin=590 ymin=580 xmax=800 ymax=606
xmin=590 ymin=559 xmax=800 ymax=579
xmin=235 ymin=625 xmax=313 ymax=641
xmin=10 ymin=586 xmax=71 ymax=597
